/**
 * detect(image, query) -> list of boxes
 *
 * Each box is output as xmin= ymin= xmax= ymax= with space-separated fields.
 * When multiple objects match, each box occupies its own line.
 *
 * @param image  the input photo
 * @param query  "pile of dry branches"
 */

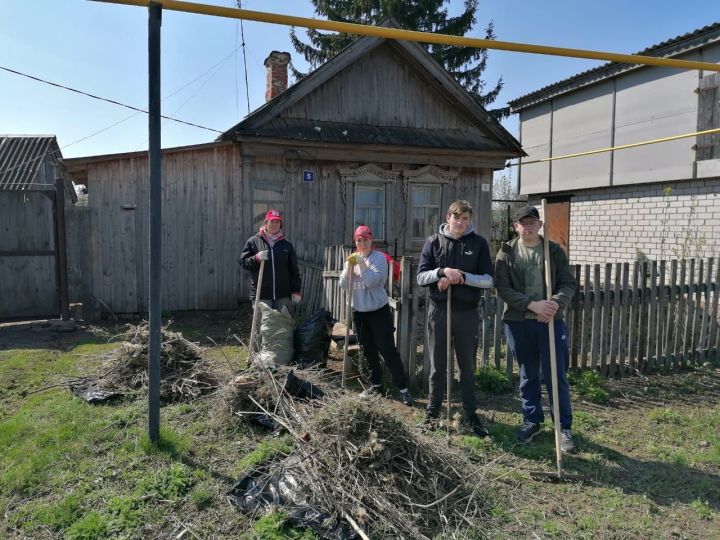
xmin=227 ymin=365 xmax=490 ymax=539
xmin=222 ymin=364 xmax=338 ymax=424
xmin=99 ymin=322 xmax=219 ymax=401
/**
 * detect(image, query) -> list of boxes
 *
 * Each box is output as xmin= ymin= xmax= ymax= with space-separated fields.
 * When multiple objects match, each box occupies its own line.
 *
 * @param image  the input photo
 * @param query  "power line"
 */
xmin=237 ymin=0 xmax=251 ymax=115
xmin=0 ymin=65 xmax=223 ymax=134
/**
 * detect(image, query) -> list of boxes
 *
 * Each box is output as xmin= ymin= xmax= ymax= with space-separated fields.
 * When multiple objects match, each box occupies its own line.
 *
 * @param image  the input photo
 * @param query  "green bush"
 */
xmin=569 ymin=370 xmax=609 ymax=404
xmin=475 ymin=366 xmax=513 ymax=394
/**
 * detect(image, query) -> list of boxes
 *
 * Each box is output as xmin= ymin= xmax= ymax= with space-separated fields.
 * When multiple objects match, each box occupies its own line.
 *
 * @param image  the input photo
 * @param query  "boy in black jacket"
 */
xmin=417 ymin=200 xmax=493 ymax=436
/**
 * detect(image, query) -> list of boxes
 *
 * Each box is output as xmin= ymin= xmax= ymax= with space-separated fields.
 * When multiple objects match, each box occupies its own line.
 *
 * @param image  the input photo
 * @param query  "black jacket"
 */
xmin=417 ymin=227 xmax=493 ymax=310
xmin=494 ymin=236 xmax=576 ymax=321
xmin=240 ymin=234 xmax=301 ymax=301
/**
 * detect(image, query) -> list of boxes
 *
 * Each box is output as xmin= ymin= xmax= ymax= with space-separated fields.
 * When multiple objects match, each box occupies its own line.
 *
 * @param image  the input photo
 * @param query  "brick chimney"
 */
xmin=264 ymin=51 xmax=291 ymax=101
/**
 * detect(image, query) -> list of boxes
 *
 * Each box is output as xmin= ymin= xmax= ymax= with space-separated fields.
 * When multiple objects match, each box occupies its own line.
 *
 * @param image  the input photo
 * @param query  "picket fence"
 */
xmin=301 ymin=247 xmax=720 ymax=386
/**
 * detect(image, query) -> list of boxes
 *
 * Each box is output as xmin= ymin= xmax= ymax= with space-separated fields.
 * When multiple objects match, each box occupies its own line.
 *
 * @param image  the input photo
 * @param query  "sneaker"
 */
xmin=399 ymin=390 xmax=414 ymax=407
xmin=517 ymin=421 xmax=542 ymax=443
xmin=462 ymin=414 xmax=489 ymax=438
xmin=560 ymin=429 xmax=576 ymax=453
xmin=359 ymin=385 xmax=381 ymax=399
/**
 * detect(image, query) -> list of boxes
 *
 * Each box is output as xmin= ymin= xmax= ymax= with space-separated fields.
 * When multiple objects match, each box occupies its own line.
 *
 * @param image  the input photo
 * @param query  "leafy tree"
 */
xmin=289 ymin=0 xmax=504 ymax=110
xmin=491 ymin=174 xmax=526 ymax=250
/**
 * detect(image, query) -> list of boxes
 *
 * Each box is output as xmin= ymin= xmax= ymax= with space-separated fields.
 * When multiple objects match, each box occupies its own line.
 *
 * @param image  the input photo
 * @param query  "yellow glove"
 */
xmin=347 ymin=253 xmax=361 ymax=265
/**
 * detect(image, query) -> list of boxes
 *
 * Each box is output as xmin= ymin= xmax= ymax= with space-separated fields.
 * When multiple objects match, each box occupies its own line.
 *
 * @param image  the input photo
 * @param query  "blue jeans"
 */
xmin=505 ymin=319 xmax=572 ymax=429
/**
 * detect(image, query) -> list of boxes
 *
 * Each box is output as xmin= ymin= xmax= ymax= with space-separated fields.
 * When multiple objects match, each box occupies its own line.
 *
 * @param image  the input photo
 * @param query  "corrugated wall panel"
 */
xmin=551 ymin=81 xmax=613 ymax=191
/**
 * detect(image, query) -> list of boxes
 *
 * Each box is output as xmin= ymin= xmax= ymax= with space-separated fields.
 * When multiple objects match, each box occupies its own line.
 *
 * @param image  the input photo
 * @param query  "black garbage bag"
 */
xmin=293 ymin=309 xmax=334 ymax=368
xmin=284 ymin=369 xmax=325 ymax=400
xmin=70 ymin=382 xmax=123 ymax=404
xmin=228 ymin=463 xmax=356 ymax=540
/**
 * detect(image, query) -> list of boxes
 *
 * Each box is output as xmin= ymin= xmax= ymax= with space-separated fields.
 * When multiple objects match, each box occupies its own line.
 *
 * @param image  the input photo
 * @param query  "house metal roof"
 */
xmin=0 ymin=135 xmax=58 ymax=190
xmin=509 ymin=22 xmax=720 ymax=111
xmin=233 ymin=118 xmax=509 ymax=151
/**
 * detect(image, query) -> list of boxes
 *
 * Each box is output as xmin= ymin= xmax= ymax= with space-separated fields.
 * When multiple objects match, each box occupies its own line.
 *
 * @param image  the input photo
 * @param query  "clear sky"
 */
xmin=1 ymin=0 xmax=718 ymax=168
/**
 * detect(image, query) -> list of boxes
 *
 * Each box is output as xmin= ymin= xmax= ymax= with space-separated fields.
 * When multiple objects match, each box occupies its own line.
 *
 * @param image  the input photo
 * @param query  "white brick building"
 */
xmin=509 ymin=24 xmax=720 ymax=265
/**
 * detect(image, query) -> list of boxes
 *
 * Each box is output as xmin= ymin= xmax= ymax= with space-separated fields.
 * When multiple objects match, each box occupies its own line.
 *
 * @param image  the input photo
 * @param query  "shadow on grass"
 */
xmin=485 ymin=419 xmax=720 ymax=510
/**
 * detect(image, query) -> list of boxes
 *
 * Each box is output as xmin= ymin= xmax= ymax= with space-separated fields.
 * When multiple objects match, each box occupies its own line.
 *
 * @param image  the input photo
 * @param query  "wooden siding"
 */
xmin=283 ymin=44 xmax=485 ymax=132
xmin=0 ymin=191 xmax=57 ymax=317
xmin=87 ymin=145 xmax=242 ymax=313
xmin=83 ymin=142 xmax=495 ymax=315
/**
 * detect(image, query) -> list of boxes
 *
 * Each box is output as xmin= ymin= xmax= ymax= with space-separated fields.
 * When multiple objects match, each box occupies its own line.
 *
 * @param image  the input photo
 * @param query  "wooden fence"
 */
xmin=316 ymin=249 xmax=720 ymax=387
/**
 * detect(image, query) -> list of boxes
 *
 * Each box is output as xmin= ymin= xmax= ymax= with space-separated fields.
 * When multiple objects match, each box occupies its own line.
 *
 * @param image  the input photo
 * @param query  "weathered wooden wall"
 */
xmin=86 ymin=144 xmax=242 ymax=314
xmin=0 ymin=191 xmax=57 ymax=318
xmin=81 ymin=141 xmax=495 ymax=316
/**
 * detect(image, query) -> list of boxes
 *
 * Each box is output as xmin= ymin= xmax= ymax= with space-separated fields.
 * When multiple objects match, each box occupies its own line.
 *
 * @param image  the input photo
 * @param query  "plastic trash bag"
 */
xmin=258 ymin=304 xmax=295 ymax=367
xmin=293 ymin=309 xmax=334 ymax=368
xmin=284 ymin=369 xmax=325 ymax=400
xmin=228 ymin=461 xmax=356 ymax=540
xmin=70 ymin=384 xmax=122 ymax=404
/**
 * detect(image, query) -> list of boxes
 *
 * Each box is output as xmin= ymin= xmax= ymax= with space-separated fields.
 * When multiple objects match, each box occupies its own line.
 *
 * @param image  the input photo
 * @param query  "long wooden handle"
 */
xmin=342 ymin=269 xmax=353 ymax=387
xmin=542 ymin=199 xmax=564 ymax=478
xmin=248 ymin=259 xmax=265 ymax=365
xmin=446 ymin=285 xmax=452 ymax=431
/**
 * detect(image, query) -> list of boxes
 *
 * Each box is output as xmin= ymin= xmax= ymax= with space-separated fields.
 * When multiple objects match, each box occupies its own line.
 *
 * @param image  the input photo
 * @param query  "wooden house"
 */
xmin=0 ymin=135 xmax=77 ymax=319
xmin=65 ymin=28 xmax=523 ymax=316
xmin=509 ymin=23 xmax=720 ymax=265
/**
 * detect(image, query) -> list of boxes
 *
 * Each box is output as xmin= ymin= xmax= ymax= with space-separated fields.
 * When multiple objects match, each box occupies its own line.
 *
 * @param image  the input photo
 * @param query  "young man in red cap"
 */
xmin=339 ymin=225 xmax=413 ymax=406
xmin=417 ymin=200 xmax=493 ymax=436
xmin=240 ymin=209 xmax=301 ymax=310
xmin=494 ymin=205 xmax=577 ymax=452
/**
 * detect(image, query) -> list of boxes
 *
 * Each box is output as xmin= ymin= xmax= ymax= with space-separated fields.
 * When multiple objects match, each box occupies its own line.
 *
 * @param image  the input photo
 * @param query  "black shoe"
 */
xmin=422 ymin=409 xmax=439 ymax=425
xmin=399 ymin=390 xmax=414 ymax=406
xmin=517 ymin=421 xmax=542 ymax=443
xmin=462 ymin=414 xmax=489 ymax=438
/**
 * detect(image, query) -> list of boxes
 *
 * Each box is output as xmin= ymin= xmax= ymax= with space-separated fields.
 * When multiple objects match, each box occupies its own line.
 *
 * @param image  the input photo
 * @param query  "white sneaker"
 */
xmin=560 ymin=429 xmax=576 ymax=453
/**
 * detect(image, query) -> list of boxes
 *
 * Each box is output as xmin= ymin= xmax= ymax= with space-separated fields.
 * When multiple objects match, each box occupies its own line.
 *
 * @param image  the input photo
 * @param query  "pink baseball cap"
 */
xmin=265 ymin=209 xmax=283 ymax=222
xmin=354 ymin=225 xmax=373 ymax=239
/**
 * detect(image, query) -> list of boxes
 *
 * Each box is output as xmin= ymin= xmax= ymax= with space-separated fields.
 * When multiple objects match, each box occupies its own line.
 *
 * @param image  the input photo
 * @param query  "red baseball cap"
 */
xmin=265 ymin=209 xmax=283 ymax=222
xmin=354 ymin=225 xmax=373 ymax=239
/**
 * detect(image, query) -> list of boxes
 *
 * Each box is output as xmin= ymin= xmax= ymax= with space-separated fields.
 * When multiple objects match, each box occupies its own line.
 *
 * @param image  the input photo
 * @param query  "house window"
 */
xmin=252 ymin=182 xmax=284 ymax=230
xmin=354 ymin=184 xmax=385 ymax=240
xmin=411 ymin=184 xmax=441 ymax=239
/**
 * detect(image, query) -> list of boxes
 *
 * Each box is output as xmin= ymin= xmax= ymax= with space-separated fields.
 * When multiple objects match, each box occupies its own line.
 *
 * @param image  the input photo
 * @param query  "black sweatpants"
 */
xmin=427 ymin=302 xmax=479 ymax=415
xmin=352 ymin=304 xmax=408 ymax=390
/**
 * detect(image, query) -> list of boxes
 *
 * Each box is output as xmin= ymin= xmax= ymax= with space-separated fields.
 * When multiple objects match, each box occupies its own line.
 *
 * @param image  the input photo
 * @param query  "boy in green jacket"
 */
xmin=494 ymin=205 xmax=577 ymax=452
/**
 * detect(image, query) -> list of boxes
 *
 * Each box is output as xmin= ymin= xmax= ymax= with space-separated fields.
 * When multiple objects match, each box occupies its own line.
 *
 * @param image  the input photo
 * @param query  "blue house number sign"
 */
xmin=302 ymin=170 xmax=315 ymax=183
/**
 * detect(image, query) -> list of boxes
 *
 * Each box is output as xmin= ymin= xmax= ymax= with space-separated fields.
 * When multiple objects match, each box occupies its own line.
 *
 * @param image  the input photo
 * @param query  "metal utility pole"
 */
xmin=148 ymin=1 xmax=162 ymax=443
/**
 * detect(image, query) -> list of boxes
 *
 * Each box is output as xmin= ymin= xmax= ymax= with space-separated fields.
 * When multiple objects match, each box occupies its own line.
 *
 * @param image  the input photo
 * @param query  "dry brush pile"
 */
xmin=95 ymin=322 xmax=220 ymax=401
xmin=224 ymin=365 xmax=493 ymax=539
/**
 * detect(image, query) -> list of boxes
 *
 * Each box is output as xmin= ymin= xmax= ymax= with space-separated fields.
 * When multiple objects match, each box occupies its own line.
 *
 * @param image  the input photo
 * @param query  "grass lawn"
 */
xmin=1 ymin=312 xmax=718 ymax=539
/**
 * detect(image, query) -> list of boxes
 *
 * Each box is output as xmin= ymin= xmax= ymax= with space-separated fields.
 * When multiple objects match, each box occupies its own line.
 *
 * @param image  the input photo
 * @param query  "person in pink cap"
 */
xmin=339 ymin=225 xmax=413 ymax=406
xmin=240 ymin=209 xmax=301 ymax=311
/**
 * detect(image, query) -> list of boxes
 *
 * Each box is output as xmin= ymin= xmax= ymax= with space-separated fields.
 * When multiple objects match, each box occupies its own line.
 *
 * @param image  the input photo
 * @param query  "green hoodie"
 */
xmin=494 ymin=236 xmax=576 ymax=322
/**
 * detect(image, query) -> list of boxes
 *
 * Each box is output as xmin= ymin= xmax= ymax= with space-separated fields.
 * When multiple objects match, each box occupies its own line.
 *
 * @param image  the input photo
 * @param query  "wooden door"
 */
xmin=544 ymin=199 xmax=570 ymax=256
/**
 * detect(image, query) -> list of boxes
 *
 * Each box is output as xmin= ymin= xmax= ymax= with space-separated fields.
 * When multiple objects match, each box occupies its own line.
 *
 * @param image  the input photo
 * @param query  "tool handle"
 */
xmin=342 ymin=269 xmax=353 ymax=387
xmin=248 ymin=259 xmax=265 ymax=365
xmin=542 ymin=199 xmax=564 ymax=479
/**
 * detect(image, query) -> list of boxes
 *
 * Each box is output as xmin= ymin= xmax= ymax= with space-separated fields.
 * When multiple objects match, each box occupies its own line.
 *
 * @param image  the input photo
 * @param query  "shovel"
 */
xmin=530 ymin=199 xmax=587 ymax=483
xmin=247 ymin=259 xmax=265 ymax=366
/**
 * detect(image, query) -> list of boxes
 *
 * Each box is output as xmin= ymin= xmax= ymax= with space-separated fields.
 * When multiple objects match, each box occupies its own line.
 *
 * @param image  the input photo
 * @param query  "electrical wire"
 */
xmin=0 ymin=65 xmax=222 ymax=134
xmin=507 ymin=126 xmax=720 ymax=167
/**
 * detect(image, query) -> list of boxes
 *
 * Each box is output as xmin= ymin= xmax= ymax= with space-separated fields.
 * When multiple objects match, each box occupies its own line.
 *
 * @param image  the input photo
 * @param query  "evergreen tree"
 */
xmin=289 ymin=0 xmax=504 ymax=111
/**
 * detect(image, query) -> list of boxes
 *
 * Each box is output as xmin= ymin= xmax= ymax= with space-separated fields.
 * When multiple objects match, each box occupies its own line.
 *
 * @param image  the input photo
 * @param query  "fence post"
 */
xmin=397 ymin=257 xmax=413 ymax=378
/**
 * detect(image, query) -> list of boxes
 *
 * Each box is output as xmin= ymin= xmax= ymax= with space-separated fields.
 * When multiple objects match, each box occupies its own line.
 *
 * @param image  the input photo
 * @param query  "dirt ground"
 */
xmin=1 ymin=310 xmax=719 ymax=539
